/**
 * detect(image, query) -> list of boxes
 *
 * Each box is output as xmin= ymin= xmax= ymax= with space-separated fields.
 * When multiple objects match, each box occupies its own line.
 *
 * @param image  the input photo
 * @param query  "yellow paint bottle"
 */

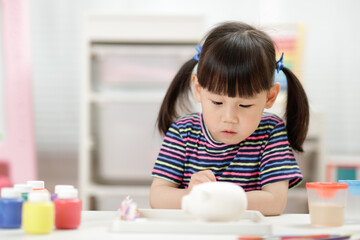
xmin=22 ymin=191 xmax=54 ymax=234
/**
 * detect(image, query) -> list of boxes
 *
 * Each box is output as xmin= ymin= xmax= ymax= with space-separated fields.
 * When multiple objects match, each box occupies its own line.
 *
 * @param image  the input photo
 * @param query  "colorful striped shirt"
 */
xmin=151 ymin=112 xmax=302 ymax=191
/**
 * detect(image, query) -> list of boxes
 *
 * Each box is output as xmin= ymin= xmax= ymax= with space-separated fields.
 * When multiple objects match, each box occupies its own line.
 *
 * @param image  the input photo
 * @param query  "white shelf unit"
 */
xmin=80 ymin=14 xmax=205 ymax=210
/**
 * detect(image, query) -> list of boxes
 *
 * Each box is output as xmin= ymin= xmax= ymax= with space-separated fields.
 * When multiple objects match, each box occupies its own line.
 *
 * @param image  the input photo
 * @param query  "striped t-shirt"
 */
xmin=152 ymin=112 xmax=302 ymax=191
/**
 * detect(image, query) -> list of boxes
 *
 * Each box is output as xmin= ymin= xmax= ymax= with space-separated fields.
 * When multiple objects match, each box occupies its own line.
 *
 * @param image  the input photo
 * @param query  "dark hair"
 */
xmin=157 ymin=21 xmax=309 ymax=152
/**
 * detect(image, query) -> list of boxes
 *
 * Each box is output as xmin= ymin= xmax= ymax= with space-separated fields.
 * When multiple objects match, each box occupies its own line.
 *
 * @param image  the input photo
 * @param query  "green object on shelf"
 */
xmin=337 ymin=167 xmax=356 ymax=181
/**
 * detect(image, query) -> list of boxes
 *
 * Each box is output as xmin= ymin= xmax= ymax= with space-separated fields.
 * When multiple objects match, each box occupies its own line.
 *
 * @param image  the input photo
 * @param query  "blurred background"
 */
xmin=1 ymin=0 xmax=360 ymax=212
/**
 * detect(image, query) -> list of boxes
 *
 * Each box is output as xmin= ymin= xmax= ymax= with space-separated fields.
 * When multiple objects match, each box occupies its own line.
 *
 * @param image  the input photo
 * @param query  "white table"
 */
xmin=1 ymin=211 xmax=360 ymax=240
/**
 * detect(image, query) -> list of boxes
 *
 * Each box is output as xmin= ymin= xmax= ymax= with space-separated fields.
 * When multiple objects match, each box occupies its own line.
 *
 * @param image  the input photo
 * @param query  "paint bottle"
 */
xmin=26 ymin=180 xmax=48 ymax=192
xmin=22 ymin=191 xmax=54 ymax=234
xmin=54 ymin=188 xmax=82 ymax=229
xmin=51 ymin=185 xmax=74 ymax=201
xmin=0 ymin=187 xmax=23 ymax=229
xmin=13 ymin=184 xmax=32 ymax=200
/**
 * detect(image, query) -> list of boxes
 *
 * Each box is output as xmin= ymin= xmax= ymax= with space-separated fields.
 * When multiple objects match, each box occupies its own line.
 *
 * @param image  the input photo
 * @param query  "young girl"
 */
xmin=150 ymin=21 xmax=309 ymax=216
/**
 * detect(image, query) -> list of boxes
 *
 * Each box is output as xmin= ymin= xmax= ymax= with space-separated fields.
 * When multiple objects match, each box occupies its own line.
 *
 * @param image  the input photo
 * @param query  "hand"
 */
xmin=187 ymin=170 xmax=216 ymax=192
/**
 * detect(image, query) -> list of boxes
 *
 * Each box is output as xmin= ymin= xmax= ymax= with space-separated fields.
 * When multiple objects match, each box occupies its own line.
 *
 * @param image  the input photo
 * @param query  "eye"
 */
xmin=239 ymin=104 xmax=252 ymax=108
xmin=212 ymin=100 xmax=222 ymax=105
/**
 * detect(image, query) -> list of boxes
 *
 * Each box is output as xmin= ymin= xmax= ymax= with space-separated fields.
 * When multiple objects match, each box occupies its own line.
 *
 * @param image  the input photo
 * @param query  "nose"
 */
xmin=223 ymin=106 xmax=238 ymax=124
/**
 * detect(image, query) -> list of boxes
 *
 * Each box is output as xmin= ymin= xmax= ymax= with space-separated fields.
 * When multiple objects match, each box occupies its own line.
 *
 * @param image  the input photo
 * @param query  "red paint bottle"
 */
xmin=54 ymin=188 xmax=81 ymax=229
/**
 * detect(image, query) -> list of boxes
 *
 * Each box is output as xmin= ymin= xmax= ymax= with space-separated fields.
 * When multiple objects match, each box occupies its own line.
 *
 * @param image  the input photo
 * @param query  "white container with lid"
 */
xmin=27 ymin=180 xmax=45 ymax=190
xmin=57 ymin=188 xmax=78 ymax=199
xmin=54 ymin=185 xmax=74 ymax=194
xmin=27 ymin=191 xmax=51 ymax=202
xmin=14 ymin=184 xmax=33 ymax=200
xmin=14 ymin=184 xmax=32 ymax=193
xmin=339 ymin=180 xmax=360 ymax=222
xmin=1 ymin=187 xmax=21 ymax=199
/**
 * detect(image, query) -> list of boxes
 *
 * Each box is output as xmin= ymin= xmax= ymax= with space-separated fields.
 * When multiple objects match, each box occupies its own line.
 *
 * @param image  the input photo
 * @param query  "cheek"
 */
xmin=203 ymin=113 xmax=217 ymax=128
xmin=201 ymin=108 xmax=219 ymax=129
xmin=201 ymin=103 xmax=218 ymax=118
xmin=242 ymin=110 xmax=263 ymax=129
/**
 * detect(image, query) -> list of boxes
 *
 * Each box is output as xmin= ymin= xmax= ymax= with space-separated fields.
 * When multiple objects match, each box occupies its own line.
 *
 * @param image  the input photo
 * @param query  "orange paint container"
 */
xmin=306 ymin=182 xmax=348 ymax=227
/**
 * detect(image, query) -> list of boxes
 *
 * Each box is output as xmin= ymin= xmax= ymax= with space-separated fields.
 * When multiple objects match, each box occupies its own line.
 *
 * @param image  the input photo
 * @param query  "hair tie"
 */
xmin=276 ymin=52 xmax=284 ymax=73
xmin=192 ymin=45 xmax=202 ymax=61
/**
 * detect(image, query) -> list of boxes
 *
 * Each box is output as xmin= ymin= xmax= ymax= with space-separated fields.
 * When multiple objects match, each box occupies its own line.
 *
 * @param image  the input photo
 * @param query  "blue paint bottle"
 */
xmin=0 ymin=187 xmax=24 ymax=229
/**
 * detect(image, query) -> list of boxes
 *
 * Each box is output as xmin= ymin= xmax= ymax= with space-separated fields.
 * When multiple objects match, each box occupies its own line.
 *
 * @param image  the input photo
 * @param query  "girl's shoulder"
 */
xmin=170 ymin=113 xmax=202 ymax=136
xmin=260 ymin=112 xmax=285 ymax=126
xmin=250 ymin=112 xmax=286 ymax=139
xmin=174 ymin=113 xmax=201 ymax=126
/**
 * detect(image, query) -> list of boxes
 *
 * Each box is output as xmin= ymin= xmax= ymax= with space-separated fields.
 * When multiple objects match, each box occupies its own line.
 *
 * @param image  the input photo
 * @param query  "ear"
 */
xmin=265 ymin=83 xmax=281 ymax=109
xmin=192 ymin=75 xmax=201 ymax=103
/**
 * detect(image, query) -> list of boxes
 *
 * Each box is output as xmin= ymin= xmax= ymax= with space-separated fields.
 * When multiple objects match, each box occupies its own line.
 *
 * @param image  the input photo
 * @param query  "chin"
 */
xmin=222 ymin=139 xmax=241 ymax=145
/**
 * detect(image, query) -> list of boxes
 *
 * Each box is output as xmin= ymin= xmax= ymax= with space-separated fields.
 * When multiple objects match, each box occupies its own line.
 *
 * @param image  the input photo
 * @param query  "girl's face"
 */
xmin=192 ymin=76 xmax=280 ymax=145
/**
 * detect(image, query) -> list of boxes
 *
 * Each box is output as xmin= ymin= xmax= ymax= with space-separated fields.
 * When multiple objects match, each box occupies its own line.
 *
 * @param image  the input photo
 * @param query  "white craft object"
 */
xmin=181 ymin=182 xmax=248 ymax=221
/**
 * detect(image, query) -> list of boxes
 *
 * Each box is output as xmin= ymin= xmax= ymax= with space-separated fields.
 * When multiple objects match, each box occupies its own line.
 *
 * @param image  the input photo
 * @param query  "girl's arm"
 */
xmin=150 ymin=171 xmax=289 ymax=216
xmin=246 ymin=180 xmax=289 ymax=216
xmin=150 ymin=170 xmax=216 ymax=209
xmin=149 ymin=178 xmax=188 ymax=209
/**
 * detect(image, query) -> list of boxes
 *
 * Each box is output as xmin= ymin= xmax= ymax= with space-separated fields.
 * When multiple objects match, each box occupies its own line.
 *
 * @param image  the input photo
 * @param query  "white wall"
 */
xmin=29 ymin=0 xmax=360 ymax=182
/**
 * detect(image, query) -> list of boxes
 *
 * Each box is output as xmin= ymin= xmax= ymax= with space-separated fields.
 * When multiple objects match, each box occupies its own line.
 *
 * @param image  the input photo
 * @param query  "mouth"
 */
xmin=222 ymin=130 xmax=237 ymax=136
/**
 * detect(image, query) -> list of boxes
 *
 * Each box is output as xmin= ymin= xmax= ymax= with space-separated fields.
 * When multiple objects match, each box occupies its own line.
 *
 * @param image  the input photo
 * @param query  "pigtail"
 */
xmin=282 ymin=66 xmax=309 ymax=152
xmin=157 ymin=58 xmax=198 ymax=135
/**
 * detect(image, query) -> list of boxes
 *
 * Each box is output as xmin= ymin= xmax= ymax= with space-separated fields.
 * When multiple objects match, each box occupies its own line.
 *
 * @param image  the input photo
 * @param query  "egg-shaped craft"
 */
xmin=181 ymin=181 xmax=248 ymax=221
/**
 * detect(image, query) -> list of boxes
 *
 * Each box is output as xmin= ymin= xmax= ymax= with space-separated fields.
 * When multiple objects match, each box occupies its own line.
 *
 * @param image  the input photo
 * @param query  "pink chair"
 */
xmin=0 ymin=162 xmax=12 ymax=191
xmin=0 ymin=0 xmax=36 ymax=185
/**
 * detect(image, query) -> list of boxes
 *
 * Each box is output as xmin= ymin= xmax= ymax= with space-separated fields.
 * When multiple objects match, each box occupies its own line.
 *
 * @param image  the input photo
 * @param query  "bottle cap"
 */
xmin=54 ymin=185 xmax=74 ymax=194
xmin=14 ymin=184 xmax=32 ymax=193
xmin=339 ymin=180 xmax=360 ymax=196
xmin=57 ymin=188 xmax=78 ymax=199
xmin=27 ymin=180 xmax=45 ymax=189
xmin=1 ymin=187 xmax=21 ymax=198
xmin=28 ymin=191 xmax=51 ymax=202
xmin=306 ymin=182 xmax=348 ymax=198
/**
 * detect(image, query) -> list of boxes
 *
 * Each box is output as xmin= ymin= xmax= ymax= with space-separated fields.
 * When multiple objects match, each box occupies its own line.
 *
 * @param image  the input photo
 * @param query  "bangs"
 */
xmin=197 ymin=31 xmax=274 ymax=98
